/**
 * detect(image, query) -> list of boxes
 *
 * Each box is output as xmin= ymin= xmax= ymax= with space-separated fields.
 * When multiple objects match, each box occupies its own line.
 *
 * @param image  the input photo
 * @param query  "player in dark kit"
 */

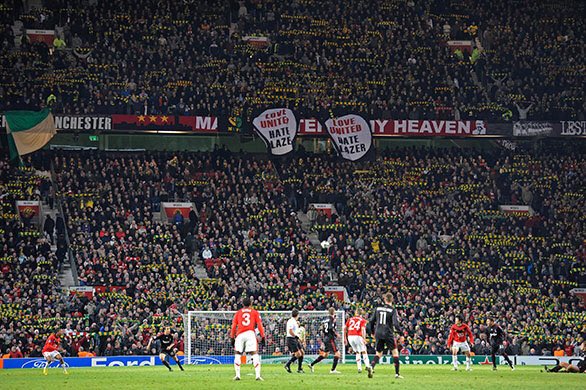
xmin=486 ymin=317 xmax=514 ymax=371
xmin=367 ymin=293 xmax=404 ymax=379
xmin=544 ymin=341 xmax=586 ymax=373
xmin=147 ymin=326 xmax=185 ymax=372
xmin=309 ymin=308 xmax=341 ymax=374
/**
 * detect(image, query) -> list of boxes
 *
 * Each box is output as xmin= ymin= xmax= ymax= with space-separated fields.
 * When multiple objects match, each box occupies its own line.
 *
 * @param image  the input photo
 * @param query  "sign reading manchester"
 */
xmin=325 ymin=114 xmax=372 ymax=161
xmin=252 ymin=108 xmax=297 ymax=155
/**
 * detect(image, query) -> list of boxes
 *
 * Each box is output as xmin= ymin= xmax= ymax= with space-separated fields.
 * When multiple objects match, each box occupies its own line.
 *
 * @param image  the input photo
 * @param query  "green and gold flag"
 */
xmin=5 ymin=109 xmax=56 ymax=160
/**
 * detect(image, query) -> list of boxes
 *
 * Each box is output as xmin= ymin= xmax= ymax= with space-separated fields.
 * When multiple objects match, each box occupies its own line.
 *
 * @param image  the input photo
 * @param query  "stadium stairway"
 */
xmin=11 ymin=21 xmax=23 ymax=48
xmin=297 ymin=211 xmax=321 ymax=248
xmin=39 ymin=193 xmax=76 ymax=288
xmin=193 ymin=254 xmax=209 ymax=280
xmin=296 ymin=210 xmax=338 ymax=283
xmin=58 ymin=254 xmax=76 ymax=288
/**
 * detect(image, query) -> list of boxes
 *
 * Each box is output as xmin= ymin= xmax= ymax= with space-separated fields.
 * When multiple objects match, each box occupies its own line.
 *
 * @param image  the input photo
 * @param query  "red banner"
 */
xmin=299 ymin=119 xmax=488 ymax=137
xmin=111 ymin=115 xmax=217 ymax=132
xmin=68 ymin=286 xmax=95 ymax=298
xmin=178 ymin=116 xmax=218 ymax=132
xmin=298 ymin=119 xmax=325 ymax=135
xmin=16 ymin=200 xmax=40 ymax=222
xmin=310 ymin=203 xmax=334 ymax=218
xmin=571 ymin=289 xmax=586 ymax=307
xmin=324 ymin=286 xmax=348 ymax=302
xmin=161 ymin=202 xmax=193 ymax=220
xmin=370 ymin=120 xmax=487 ymax=137
xmin=26 ymin=29 xmax=55 ymax=45
xmin=93 ymin=286 xmax=126 ymax=294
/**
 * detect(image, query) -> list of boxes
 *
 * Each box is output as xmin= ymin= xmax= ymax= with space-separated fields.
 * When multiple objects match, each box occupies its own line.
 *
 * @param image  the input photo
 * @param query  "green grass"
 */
xmin=0 ymin=364 xmax=583 ymax=390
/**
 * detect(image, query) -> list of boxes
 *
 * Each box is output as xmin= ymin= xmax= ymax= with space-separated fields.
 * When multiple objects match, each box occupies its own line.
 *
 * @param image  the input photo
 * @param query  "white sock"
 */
xmin=363 ymin=353 xmax=370 ymax=368
xmin=234 ymin=354 xmax=241 ymax=377
xmin=452 ymin=355 xmax=458 ymax=368
xmin=252 ymin=354 xmax=261 ymax=378
xmin=466 ymin=358 xmax=471 ymax=369
xmin=356 ymin=355 xmax=362 ymax=370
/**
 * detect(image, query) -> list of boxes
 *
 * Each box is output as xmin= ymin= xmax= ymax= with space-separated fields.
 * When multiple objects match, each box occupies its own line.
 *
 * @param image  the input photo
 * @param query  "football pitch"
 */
xmin=1 ymin=364 xmax=583 ymax=390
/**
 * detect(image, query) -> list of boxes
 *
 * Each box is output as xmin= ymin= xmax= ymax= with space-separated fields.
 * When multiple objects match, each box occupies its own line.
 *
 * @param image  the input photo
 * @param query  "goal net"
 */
xmin=185 ymin=310 xmax=346 ymax=365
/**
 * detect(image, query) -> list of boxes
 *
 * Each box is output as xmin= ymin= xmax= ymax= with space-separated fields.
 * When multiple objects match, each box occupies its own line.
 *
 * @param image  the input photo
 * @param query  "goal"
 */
xmin=184 ymin=310 xmax=346 ymax=365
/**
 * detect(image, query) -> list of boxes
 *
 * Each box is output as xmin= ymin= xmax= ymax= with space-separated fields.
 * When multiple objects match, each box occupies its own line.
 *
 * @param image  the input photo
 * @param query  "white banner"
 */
xmin=513 ymin=121 xmax=554 ymax=137
xmin=252 ymin=108 xmax=297 ymax=155
xmin=499 ymin=205 xmax=534 ymax=215
xmin=68 ymin=286 xmax=95 ymax=297
xmin=325 ymin=114 xmax=372 ymax=161
xmin=68 ymin=286 xmax=95 ymax=292
xmin=560 ymin=121 xmax=586 ymax=136
xmin=514 ymin=355 xmax=583 ymax=366
xmin=309 ymin=203 xmax=335 ymax=217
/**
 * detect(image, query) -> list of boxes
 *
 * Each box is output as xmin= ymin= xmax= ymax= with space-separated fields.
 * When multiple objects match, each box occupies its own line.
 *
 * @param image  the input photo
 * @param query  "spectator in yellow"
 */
xmin=465 ymin=24 xmax=478 ymax=36
xmin=46 ymin=93 xmax=57 ymax=107
xmin=53 ymin=35 xmax=66 ymax=50
xmin=371 ymin=239 xmax=380 ymax=253
xmin=470 ymin=47 xmax=481 ymax=64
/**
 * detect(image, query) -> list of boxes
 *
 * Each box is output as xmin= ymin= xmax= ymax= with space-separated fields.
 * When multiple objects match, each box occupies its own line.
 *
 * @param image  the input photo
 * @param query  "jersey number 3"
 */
xmin=242 ymin=313 xmax=251 ymax=326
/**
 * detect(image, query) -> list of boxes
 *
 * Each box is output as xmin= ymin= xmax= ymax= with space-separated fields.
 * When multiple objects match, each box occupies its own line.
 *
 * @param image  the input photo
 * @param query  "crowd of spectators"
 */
xmin=47 ymin=149 xmax=339 ymax=356
xmin=0 ymin=155 xmax=67 ymax=358
xmin=0 ymin=0 xmax=584 ymax=120
xmin=280 ymin=142 xmax=585 ymax=356
xmin=0 ymin=141 xmax=584 ymax=359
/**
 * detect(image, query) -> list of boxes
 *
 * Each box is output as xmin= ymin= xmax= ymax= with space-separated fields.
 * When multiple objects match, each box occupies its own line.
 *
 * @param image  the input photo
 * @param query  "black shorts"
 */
xmin=287 ymin=337 xmax=302 ymax=353
xmin=321 ymin=338 xmax=338 ymax=354
xmin=490 ymin=343 xmax=503 ymax=355
xmin=160 ymin=346 xmax=176 ymax=357
xmin=375 ymin=337 xmax=397 ymax=353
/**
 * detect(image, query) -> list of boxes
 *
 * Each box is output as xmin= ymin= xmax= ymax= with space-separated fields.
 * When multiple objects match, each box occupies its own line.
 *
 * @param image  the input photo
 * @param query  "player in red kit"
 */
xmin=230 ymin=297 xmax=265 ymax=381
xmin=344 ymin=308 xmax=370 ymax=373
xmin=447 ymin=315 xmax=474 ymax=371
xmin=42 ymin=329 xmax=68 ymax=375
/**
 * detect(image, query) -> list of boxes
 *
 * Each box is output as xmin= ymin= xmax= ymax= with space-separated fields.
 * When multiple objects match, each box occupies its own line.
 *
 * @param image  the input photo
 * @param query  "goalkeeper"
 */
xmin=284 ymin=309 xmax=306 ymax=373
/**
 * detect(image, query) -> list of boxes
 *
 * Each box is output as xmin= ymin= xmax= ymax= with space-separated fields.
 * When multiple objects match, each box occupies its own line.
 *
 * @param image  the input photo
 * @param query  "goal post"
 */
xmin=185 ymin=310 xmax=346 ymax=365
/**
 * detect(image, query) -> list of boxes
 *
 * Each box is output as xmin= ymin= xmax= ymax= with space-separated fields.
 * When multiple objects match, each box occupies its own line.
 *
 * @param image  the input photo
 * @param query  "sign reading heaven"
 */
xmin=325 ymin=114 xmax=372 ymax=161
xmin=252 ymin=108 xmax=297 ymax=155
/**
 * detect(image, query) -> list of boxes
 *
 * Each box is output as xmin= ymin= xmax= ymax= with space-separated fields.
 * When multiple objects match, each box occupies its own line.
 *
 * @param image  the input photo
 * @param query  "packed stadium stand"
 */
xmin=0 ymin=0 xmax=584 ymax=365
xmin=0 ymin=0 xmax=584 ymax=120
xmin=2 ymin=142 xmax=585 ymax=358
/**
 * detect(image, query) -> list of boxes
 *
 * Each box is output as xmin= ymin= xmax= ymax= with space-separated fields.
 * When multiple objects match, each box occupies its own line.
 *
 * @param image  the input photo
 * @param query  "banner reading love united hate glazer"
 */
xmin=252 ymin=108 xmax=297 ymax=155
xmin=325 ymin=114 xmax=372 ymax=161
